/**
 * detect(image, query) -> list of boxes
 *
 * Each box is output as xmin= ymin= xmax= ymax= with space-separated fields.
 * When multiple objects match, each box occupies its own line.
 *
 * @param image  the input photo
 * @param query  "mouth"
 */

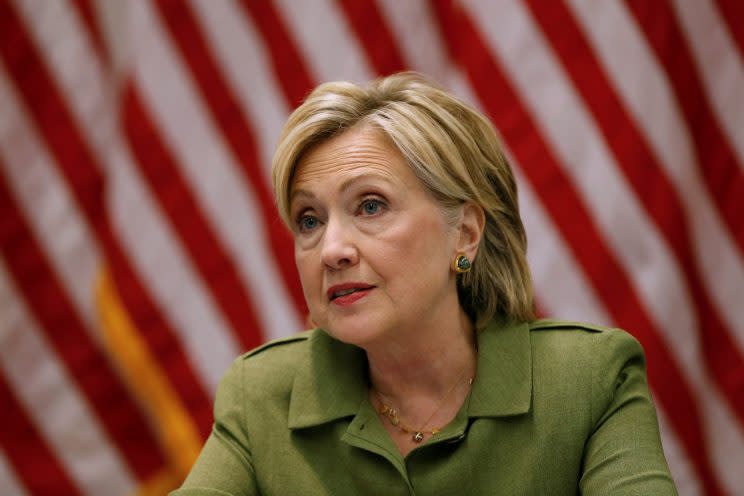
xmin=327 ymin=283 xmax=375 ymax=302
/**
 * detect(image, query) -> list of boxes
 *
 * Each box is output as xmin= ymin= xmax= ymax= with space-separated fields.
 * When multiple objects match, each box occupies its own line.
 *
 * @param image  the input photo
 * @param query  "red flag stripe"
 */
xmin=104 ymin=229 xmax=214 ymax=439
xmin=0 ymin=1 xmax=214 ymax=439
xmin=525 ymin=0 xmax=744 ymax=428
xmin=0 ymin=251 xmax=141 ymax=493
xmin=69 ymin=0 xmax=107 ymax=63
xmin=461 ymin=3 xmax=731 ymax=489
xmin=121 ymin=85 xmax=265 ymax=352
xmin=625 ymin=0 xmax=744 ymax=255
xmin=238 ymin=0 xmax=315 ymax=108
xmin=0 ymin=4 xmax=105 ymax=235
xmin=0 ymin=166 xmax=166 ymax=479
xmin=335 ymin=0 xmax=407 ymax=76
xmin=168 ymin=0 xmax=306 ymax=345
xmin=0 ymin=371 xmax=81 ymax=496
xmin=0 ymin=449 xmax=33 ymax=496
xmin=564 ymin=0 xmax=744 ymax=377
xmin=2 ymin=2 xmax=743 ymax=494
xmin=270 ymin=0 xmax=374 ymax=82
xmin=671 ymin=0 xmax=744 ymax=187
xmin=28 ymin=0 xmax=223 ymax=435
xmin=714 ymin=0 xmax=744 ymax=59
xmin=554 ymin=11 xmax=744 ymax=484
xmin=372 ymin=0 xmax=459 ymax=83
xmin=153 ymin=0 xmax=306 ymax=321
xmin=431 ymin=2 xmax=722 ymax=493
xmin=516 ymin=171 xmax=614 ymax=327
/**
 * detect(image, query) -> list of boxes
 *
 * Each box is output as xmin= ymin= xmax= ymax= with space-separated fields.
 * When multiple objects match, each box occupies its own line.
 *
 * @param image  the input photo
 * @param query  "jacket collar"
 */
xmin=287 ymin=320 xmax=532 ymax=429
xmin=468 ymin=320 xmax=532 ymax=417
xmin=288 ymin=330 xmax=368 ymax=429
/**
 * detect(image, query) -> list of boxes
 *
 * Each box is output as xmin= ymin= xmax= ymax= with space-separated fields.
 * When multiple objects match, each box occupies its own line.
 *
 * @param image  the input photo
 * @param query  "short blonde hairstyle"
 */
xmin=272 ymin=72 xmax=534 ymax=327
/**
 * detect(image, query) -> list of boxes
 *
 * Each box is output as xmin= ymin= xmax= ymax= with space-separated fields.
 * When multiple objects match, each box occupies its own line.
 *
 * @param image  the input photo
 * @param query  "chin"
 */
xmin=321 ymin=316 xmax=387 ymax=348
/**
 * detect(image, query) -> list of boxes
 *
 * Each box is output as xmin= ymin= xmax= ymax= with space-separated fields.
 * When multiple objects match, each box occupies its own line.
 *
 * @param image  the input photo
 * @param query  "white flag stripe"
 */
xmin=466 ymin=1 xmax=744 ymax=490
xmin=273 ymin=0 xmax=373 ymax=83
xmin=521 ymin=158 xmax=707 ymax=493
xmin=13 ymin=0 xmax=239 ymax=394
xmin=672 ymin=0 xmax=744 ymax=168
xmin=0 ymin=67 xmax=101 ymax=336
xmin=566 ymin=0 xmax=744 ymax=351
xmin=515 ymin=156 xmax=699 ymax=491
xmin=694 ymin=383 xmax=744 ymax=491
xmin=11 ymin=0 xmax=108 ymax=145
xmin=2 ymin=1 xmax=742 ymax=494
xmin=133 ymin=0 xmax=302 ymax=342
xmin=108 ymin=141 xmax=236 ymax=394
xmin=189 ymin=0 xmax=291 ymax=182
xmin=9 ymin=0 xmax=108 ymax=152
xmin=0 ymin=261 xmax=134 ymax=496
xmin=0 ymin=450 xmax=29 ymax=496
xmin=467 ymin=0 xmax=702 ymax=349
xmin=376 ymin=0 xmax=450 ymax=81
xmin=469 ymin=65 xmax=703 ymax=493
xmin=655 ymin=408 xmax=704 ymax=496
xmin=375 ymin=0 xmax=481 ymax=111
xmin=493 ymin=0 xmax=744 ymax=488
xmin=515 ymin=170 xmax=611 ymax=326
xmin=88 ymin=0 xmax=129 ymax=73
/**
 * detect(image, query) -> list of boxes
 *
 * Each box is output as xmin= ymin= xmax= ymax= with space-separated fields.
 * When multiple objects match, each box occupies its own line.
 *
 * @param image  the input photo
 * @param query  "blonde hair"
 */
xmin=272 ymin=72 xmax=534 ymax=327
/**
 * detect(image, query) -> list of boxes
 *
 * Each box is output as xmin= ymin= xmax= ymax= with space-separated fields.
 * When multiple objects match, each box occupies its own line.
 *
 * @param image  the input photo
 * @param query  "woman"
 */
xmin=173 ymin=73 xmax=676 ymax=495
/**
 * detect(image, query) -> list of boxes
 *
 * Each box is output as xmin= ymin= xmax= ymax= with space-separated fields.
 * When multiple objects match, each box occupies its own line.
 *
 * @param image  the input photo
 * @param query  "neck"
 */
xmin=364 ymin=305 xmax=477 ymax=409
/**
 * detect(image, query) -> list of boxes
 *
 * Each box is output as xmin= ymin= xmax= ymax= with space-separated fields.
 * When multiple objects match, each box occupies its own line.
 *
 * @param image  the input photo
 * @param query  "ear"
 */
xmin=455 ymin=202 xmax=485 ymax=261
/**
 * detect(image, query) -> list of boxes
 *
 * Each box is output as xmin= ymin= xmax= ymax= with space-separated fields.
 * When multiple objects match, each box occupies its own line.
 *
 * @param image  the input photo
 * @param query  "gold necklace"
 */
xmin=374 ymin=368 xmax=475 ymax=444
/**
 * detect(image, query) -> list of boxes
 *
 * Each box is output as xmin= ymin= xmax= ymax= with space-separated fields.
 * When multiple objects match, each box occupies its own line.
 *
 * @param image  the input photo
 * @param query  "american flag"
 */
xmin=0 ymin=0 xmax=742 ymax=494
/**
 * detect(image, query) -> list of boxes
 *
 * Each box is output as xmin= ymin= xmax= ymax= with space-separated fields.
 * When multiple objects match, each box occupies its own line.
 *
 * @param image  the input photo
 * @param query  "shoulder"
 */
xmin=519 ymin=321 xmax=673 ymax=491
xmin=526 ymin=319 xmax=648 ymax=421
xmin=242 ymin=329 xmax=315 ymax=362
xmin=526 ymin=318 xmax=646 ymax=389
xmin=528 ymin=318 xmax=644 ymax=363
xmin=232 ymin=329 xmax=316 ymax=379
xmin=214 ymin=330 xmax=316 ymax=410
xmin=529 ymin=317 xmax=623 ymax=337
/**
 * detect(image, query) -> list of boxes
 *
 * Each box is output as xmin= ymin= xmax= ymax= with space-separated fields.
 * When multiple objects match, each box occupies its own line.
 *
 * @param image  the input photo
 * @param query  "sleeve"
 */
xmin=170 ymin=359 xmax=260 ymax=496
xmin=579 ymin=329 xmax=678 ymax=495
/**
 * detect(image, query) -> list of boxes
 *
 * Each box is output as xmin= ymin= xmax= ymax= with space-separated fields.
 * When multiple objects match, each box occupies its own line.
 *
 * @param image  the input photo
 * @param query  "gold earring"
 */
xmin=453 ymin=254 xmax=472 ymax=273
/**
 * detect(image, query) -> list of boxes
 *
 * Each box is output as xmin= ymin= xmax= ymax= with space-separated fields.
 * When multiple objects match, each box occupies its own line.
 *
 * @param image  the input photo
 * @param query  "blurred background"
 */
xmin=0 ymin=0 xmax=743 ymax=494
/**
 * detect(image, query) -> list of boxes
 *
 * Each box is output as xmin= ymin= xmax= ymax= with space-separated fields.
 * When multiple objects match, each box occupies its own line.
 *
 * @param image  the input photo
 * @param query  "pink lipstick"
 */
xmin=327 ymin=282 xmax=374 ymax=307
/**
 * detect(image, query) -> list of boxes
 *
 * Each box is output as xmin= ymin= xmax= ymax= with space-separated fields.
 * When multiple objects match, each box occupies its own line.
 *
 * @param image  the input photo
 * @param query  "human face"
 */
xmin=289 ymin=126 xmax=462 ymax=347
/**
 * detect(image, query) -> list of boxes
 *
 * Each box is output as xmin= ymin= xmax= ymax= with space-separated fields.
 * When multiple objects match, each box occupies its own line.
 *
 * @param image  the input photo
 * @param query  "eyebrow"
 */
xmin=290 ymin=189 xmax=315 ymax=202
xmin=290 ymin=171 xmax=396 ymax=202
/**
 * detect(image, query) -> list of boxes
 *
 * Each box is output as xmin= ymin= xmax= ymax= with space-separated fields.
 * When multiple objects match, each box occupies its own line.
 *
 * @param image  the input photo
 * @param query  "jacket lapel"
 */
xmin=288 ymin=329 xmax=368 ymax=429
xmin=468 ymin=320 xmax=532 ymax=417
xmin=287 ymin=319 xmax=533 ymax=431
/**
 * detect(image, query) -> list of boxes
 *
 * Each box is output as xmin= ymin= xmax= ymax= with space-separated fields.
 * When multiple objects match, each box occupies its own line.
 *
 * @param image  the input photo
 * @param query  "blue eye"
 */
xmin=298 ymin=215 xmax=319 ymax=232
xmin=360 ymin=199 xmax=384 ymax=216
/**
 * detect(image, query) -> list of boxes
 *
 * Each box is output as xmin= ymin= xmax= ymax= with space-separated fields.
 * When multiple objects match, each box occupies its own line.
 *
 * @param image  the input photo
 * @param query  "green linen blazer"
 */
xmin=172 ymin=319 xmax=677 ymax=495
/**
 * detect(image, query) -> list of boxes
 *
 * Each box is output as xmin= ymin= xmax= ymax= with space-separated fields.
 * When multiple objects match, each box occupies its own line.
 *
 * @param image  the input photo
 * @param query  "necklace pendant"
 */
xmin=412 ymin=431 xmax=424 ymax=443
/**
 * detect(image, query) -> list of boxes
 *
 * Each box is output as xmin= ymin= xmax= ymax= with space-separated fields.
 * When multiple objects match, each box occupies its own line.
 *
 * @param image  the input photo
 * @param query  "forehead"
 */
xmin=291 ymin=126 xmax=416 ymax=193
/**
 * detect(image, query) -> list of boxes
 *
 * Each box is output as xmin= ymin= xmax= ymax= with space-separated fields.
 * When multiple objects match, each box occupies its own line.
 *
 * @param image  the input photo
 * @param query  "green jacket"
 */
xmin=173 ymin=320 xmax=676 ymax=495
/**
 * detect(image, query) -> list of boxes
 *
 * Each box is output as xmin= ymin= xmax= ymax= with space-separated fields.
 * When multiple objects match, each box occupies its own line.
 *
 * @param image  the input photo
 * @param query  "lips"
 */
xmin=326 ymin=282 xmax=375 ymax=302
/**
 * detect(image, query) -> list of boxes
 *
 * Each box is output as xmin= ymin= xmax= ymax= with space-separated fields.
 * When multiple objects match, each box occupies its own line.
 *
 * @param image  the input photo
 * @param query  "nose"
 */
xmin=320 ymin=217 xmax=358 ymax=270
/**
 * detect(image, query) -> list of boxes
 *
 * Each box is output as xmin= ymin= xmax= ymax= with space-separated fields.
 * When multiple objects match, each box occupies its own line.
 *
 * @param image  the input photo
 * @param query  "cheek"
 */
xmin=295 ymin=248 xmax=321 ymax=299
xmin=376 ymin=216 xmax=454 ymax=287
